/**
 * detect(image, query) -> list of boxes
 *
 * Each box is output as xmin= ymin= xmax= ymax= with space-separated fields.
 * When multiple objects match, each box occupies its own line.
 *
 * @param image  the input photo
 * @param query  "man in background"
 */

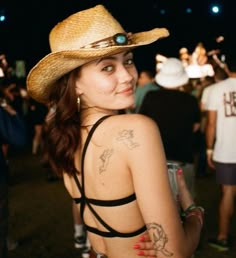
xmin=140 ymin=58 xmax=201 ymax=197
xmin=206 ymin=56 xmax=236 ymax=251
xmin=130 ymin=69 xmax=158 ymax=113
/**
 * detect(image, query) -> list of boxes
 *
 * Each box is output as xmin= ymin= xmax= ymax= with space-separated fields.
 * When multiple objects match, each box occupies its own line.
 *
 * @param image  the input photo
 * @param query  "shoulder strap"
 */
xmin=73 ymin=115 xmax=111 ymax=220
xmin=81 ymin=115 xmax=111 ymax=192
xmin=72 ymin=115 xmax=147 ymax=237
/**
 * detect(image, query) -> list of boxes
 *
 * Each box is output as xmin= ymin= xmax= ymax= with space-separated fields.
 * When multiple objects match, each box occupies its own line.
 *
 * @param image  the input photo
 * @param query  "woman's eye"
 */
xmin=102 ymin=65 xmax=113 ymax=72
xmin=125 ymin=58 xmax=134 ymax=65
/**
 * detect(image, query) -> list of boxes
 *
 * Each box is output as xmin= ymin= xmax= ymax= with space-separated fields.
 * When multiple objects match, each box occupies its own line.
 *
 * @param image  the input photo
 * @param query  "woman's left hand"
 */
xmin=133 ymin=233 xmax=156 ymax=257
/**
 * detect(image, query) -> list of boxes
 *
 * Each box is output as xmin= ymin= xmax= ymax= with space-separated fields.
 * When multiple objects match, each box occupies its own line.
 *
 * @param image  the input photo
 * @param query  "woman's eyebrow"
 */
xmin=96 ymin=56 xmax=116 ymax=65
xmin=96 ymin=51 xmax=133 ymax=65
xmin=124 ymin=51 xmax=132 ymax=56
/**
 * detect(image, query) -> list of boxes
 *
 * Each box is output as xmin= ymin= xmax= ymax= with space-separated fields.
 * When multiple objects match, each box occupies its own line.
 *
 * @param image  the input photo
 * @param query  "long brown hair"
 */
xmin=43 ymin=68 xmax=81 ymax=177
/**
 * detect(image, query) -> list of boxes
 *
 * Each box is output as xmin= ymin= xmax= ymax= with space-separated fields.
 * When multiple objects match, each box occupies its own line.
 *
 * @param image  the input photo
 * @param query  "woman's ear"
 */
xmin=75 ymin=81 xmax=83 ymax=95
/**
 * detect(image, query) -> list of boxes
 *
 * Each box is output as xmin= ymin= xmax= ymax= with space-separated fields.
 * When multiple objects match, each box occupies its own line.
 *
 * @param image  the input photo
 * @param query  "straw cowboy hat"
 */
xmin=27 ymin=4 xmax=169 ymax=103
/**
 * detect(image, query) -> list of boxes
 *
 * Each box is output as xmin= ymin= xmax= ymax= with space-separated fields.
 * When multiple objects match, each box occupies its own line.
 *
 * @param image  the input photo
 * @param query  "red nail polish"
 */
xmin=177 ymin=168 xmax=183 ymax=175
xmin=133 ymin=244 xmax=140 ymax=249
xmin=139 ymin=235 xmax=145 ymax=241
xmin=137 ymin=251 xmax=144 ymax=255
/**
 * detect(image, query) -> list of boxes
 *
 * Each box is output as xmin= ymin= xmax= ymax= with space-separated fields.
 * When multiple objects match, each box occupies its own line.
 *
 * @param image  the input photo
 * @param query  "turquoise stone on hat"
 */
xmin=113 ymin=33 xmax=128 ymax=45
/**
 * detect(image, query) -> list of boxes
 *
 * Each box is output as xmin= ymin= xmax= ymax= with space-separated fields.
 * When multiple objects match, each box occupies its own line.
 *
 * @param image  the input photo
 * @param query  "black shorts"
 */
xmin=214 ymin=162 xmax=236 ymax=185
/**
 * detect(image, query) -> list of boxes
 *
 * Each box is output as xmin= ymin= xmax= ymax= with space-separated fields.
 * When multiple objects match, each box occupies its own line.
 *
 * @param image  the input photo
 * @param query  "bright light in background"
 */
xmin=160 ymin=9 xmax=166 ymax=15
xmin=210 ymin=4 xmax=221 ymax=15
xmin=185 ymin=7 xmax=192 ymax=14
xmin=0 ymin=10 xmax=6 ymax=22
xmin=155 ymin=3 xmax=223 ymax=17
xmin=0 ymin=15 xmax=5 ymax=22
xmin=212 ymin=6 xmax=219 ymax=13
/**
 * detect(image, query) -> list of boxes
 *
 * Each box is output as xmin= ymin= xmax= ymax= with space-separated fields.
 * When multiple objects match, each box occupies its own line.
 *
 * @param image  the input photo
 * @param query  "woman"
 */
xmin=27 ymin=5 xmax=203 ymax=258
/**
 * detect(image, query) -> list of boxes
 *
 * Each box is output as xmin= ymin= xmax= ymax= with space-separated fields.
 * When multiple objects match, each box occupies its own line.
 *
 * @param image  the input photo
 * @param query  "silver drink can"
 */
xmin=167 ymin=162 xmax=180 ymax=201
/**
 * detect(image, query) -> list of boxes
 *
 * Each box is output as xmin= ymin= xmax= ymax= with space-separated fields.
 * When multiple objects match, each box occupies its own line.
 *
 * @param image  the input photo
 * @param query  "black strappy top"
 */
xmin=72 ymin=115 xmax=146 ymax=237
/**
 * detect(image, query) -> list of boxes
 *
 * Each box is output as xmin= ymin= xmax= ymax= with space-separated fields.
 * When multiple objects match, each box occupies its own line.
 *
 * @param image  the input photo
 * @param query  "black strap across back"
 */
xmin=72 ymin=115 xmax=146 ymax=238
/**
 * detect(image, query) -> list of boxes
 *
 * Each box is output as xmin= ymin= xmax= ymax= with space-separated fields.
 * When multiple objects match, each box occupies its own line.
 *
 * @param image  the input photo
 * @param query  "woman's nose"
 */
xmin=118 ymin=66 xmax=135 ymax=83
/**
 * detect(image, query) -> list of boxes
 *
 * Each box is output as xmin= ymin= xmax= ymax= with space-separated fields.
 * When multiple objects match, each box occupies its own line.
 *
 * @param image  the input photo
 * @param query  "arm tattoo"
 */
xmin=116 ymin=129 xmax=139 ymax=149
xmin=99 ymin=149 xmax=113 ymax=174
xmin=146 ymin=223 xmax=173 ymax=257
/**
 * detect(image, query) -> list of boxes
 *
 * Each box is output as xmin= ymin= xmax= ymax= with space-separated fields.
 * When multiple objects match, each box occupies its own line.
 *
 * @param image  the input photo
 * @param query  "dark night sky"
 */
xmin=0 ymin=0 xmax=235 ymax=73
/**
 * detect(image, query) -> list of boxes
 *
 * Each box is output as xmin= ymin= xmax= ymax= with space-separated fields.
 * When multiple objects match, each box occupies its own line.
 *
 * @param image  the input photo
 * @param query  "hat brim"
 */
xmin=155 ymin=72 xmax=189 ymax=88
xmin=27 ymin=28 xmax=169 ymax=103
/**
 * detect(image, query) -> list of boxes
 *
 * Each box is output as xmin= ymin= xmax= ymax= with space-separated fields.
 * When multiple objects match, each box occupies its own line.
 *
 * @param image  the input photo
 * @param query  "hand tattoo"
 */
xmin=116 ymin=129 xmax=139 ymax=149
xmin=146 ymin=223 xmax=173 ymax=257
xmin=99 ymin=149 xmax=113 ymax=174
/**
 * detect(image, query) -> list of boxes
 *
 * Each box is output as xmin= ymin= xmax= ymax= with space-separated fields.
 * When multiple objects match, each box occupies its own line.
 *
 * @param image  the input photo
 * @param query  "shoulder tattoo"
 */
xmin=99 ymin=148 xmax=114 ymax=174
xmin=146 ymin=223 xmax=173 ymax=257
xmin=116 ymin=129 xmax=139 ymax=149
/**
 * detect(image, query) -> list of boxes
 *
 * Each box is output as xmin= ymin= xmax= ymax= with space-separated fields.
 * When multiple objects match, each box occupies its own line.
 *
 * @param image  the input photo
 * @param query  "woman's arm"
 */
xmin=133 ymin=173 xmax=204 ymax=258
xmin=128 ymin=115 xmax=203 ymax=258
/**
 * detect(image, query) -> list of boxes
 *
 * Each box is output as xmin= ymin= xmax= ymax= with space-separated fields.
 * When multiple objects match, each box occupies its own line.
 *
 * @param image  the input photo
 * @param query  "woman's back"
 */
xmin=64 ymin=114 xmax=152 ymax=257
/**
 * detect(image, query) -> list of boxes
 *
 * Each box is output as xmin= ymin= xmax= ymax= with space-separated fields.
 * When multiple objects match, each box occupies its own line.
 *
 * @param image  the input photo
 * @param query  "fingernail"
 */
xmin=133 ymin=244 xmax=140 ymax=249
xmin=139 ymin=236 xmax=145 ymax=241
xmin=177 ymin=168 xmax=183 ymax=175
xmin=137 ymin=251 xmax=144 ymax=255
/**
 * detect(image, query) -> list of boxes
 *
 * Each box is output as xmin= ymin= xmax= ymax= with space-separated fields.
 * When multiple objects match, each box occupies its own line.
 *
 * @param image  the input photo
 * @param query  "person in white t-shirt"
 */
xmin=206 ymin=58 xmax=236 ymax=251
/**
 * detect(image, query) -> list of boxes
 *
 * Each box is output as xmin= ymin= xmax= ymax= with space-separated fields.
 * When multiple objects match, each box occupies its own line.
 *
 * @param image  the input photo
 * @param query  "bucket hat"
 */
xmin=155 ymin=58 xmax=189 ymax=88
xmin=27 ymin=4 xmax=169 ymax=103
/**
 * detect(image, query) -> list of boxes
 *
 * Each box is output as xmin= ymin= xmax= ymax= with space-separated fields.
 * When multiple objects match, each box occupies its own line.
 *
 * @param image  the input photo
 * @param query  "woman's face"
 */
xmin=75 ymin=51 xmax=138 ymax=110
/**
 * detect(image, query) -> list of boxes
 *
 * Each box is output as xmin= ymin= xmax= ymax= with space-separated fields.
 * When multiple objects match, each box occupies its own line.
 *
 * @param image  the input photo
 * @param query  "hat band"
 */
xmin=81 ymin=33 xmax=132 ymax=49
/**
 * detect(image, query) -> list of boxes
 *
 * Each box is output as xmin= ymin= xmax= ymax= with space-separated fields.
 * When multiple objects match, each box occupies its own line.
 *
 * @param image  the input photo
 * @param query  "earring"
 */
xmin=77 ymin=97 xmax=80 ymax=111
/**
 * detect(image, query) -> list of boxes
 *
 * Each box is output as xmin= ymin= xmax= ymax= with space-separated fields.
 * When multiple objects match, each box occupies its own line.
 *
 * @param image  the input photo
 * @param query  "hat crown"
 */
xmin=160 ymin=58 xmax=185 ymax=76
xmin=155 ymin=58 xmax=189 ymax=88
xmin=49 ymin=5 xmax=125 ymax=52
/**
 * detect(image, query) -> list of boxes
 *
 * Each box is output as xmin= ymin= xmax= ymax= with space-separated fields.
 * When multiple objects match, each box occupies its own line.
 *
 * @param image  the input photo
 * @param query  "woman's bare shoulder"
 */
xmin=107 ymin=114 xmax=161 ymax=146
xmin=111 ymin=113 xmax=157 ymax=130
